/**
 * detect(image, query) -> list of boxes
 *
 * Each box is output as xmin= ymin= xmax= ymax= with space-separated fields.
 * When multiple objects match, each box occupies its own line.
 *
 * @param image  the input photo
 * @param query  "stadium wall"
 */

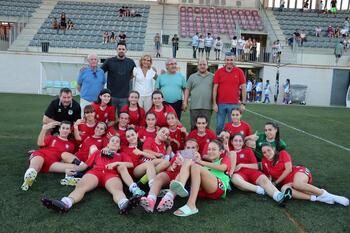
xmin=1 ymin=52 xmax=347 ymax=107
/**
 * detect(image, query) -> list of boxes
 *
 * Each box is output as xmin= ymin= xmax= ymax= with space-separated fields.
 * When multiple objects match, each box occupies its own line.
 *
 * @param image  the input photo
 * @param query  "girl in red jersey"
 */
xmin=41 ymin=136 xmax=145 ymax=214
xmin=171 ymin=140 xmax=231 ymax=217
xmin=74 ymin=105 xmax=97 ymax=142
xmin=229 ymin=134 xmax=292 ymax=205
xmin=137 ymin=112 xmax=158 ymax=142
xmin=21 ymin=121 xmax=80 ymax=191
xmin=261 ymin=143 xmax=349 ymax=206
xmin=120 ymin=91 xmax=146 ymax=129
xmin=107 ymin=112 xmax=130 ymax=147
xmin=167 ymin=112 xmax=187 ymax=152
xmin=187 ymin=115 xmax=216 ymax=154
xmin=132 ymin=127 xmax=172 ymax=187
xmin=224 ymin=108 xmax=252 ymax=138
xmin=148 ymin=90 xmax=177 ymax=127
xmin=62 ymin=122 xmax=108 ymax=163
xmin=92 ymin=89 xmax=116 ymax=127
xmin=140 ymin=139 xmax=200 ymax=213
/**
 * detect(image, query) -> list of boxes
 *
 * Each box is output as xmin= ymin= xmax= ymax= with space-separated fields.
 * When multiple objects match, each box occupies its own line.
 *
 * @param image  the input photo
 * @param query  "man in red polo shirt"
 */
xmin=213 ymin=52 xmax=246 ymax=135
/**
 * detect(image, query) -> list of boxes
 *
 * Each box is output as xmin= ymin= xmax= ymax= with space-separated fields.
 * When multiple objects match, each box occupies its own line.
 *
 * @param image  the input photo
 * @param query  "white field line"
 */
xmin=246 ymin=109 xmax=350 ymax=153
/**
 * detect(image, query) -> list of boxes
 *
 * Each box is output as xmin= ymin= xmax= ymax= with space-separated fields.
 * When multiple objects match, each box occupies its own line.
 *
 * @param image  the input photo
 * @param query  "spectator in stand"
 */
xmin=192 ymin=32 xmax=199 ymax=59
xmin=214 ymin=37 xmax=223 ymax=60
xmin=300 ymin=29 xmax=307 ymax=46
xmin=231 ymin=36 xmax=237 ymax=56
xmin=171 ymin=34 xmax=179 ymax=58
xmin=341 ymin=17 xmax=349 ymax=36
xmin=204 ymin=33 xmax=214 ymax=60
xmin=154 ymin=33 xmax=161 ymax=58
xmin=275 ymin=40 xmax=282 ymax=63
xmin=118 ymin=6 xmax=126 ymax=17
xmin=334 ymin=41 xmax=343 ymax=64
xmin=132 ymin=55 xmax=158 ymax=112
xmin=334 ymin=26 xmax=340 ymax=38
xmin=293 ymin=29 xmax=301 ymax=46
xmin=198 ymin=34 xmax=205 ymax=58
xmin=255 ymin=79 xmax=263 ymax=103
xmin=272 ymin=41 xmax=278 ymax=62
xmin=315 ymin=25 xmax=322 ymax=37
xmin=59 ymin=12 xmax=66 ymax=34
xmin=119 ymin=31 xmax=127 ymax=44
xmin=52 ymin=18 xmax=59 ymax=33
xmin=318 ymin=0 xmax=325 ymax=15
xmin=237 ymin=36 xmax=245 ymax=61
xmin=303 ymin=0 xmax=309 ymax=12
xmin=77 ymin=53 xmax=106 ymax=117
xmin=130 ymin=8 xmax=136 ymax=17
xmin=183 ymin=59 xmax=214 ymax=130
xmin=250 ymin=39 xmax=257 ymax=61
xmin=110 ymin=31 xmax=116 ymax=43
xmin=280 ymin=0 xmax=285 ymax=11
xmin=66 ymin=19 xmax=74 ymax=30
xmin=101 ymin=42 xmax=136 ymax=114
xmin=103 ymin=31 xmax=109 ymax=44
xmin=244 ymin=38 xmax=252 ymax=61
xmin=330 ymin=0 xmax=337 ymax=17
xmin=246 ymin=79 xmax=252 ymax=103
xmin=213 ymin=52 xmax=246 ymax=135
xmin=327 ymin=25 xmax=335 ymax=38
xmin=156 ymin=58 xmax=186 ymax=120
xmin=125 ymin=6 xmax=131 ymax=17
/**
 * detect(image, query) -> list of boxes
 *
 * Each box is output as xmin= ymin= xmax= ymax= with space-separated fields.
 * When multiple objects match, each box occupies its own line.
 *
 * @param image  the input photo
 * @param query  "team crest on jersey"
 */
xmin=98 ymin=139 xmax=102 ymax=142
xmin=104 ymin=113 xmax=108 ymax=118
xmin=240 ymin=131 xmax=244 ymax=135
xmin=65 ymin=144 xmax=70 ymax=149
xmin=58 ymin=108 xmax=62 ymax=113
xmin=240 ymin=154 xmax=245 ymax=158
xmin=206 ymin=139 xmax=210 ymax=143
xmin=218 ymin=181 xmax=224 ymax=190
xmin=68 ymin=110 xmax=73 ymax=115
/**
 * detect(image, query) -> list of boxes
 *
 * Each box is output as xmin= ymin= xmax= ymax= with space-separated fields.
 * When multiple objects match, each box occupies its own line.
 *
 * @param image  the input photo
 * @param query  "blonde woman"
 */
xmin=132 ymin=55 xmax=158 ymax=112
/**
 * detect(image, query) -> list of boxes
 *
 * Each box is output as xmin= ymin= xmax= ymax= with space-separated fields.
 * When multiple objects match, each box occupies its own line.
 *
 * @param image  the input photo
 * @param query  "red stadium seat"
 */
xmin=194 ymin=7 xmax=200 ymax=14
xmin=180 ymin=6 xmax=186 ymax=12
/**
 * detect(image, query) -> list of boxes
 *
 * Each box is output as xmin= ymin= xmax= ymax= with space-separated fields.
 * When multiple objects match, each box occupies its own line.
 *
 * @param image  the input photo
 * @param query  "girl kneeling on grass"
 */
xmin=107 ymin=112 xmax=130 ymax=147
xmin=170 ymin=139 xmax=231 ymax=217
xmin=261 ymin=143 xmax=349 ymax=206
xmin=148 ymin=90 xmax=177 ymax=127
xmin=137 ymin=112 xmax=158 ymax=142
xmin=92 ymin=89 xmax=116 ymax=127
xmin=41 ymin=136 xmax=144 ymax=214
xmin=21 ymin=121 xmax=80 ymax=191
xmin=229 ymin=134 xmax=292 ymax=205
xmin=120 ymin=91 xmax=146 ymax=129
xmin=167 ymin=112 xmax=187 ymax=152
xmin=140 ymin=139 xmax=200 ymax=213
xmin=75 ymin=105 xmax=97 ymax=142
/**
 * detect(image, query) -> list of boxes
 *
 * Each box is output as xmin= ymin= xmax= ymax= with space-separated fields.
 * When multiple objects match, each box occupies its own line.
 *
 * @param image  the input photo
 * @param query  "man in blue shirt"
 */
xmin=155 ymin=58 xmax=186 ymax=119
xmin=192 ymin=32 xmax=199 ymax=59
xmin=77 ymin=53 xmax=105 ymax=116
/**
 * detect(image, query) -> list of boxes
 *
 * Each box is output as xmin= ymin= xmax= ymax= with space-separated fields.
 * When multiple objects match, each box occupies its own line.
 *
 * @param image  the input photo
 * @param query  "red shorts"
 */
xmin=198 ymin=178 xmax=225 ymax=200
xmin=86 ymin=169 xmax=119 ymax=187
xmin=282 ymin=166 xmax=313 ymax=186
xmin=235 ymin=168 xmax=264 ymax=185
xmin=31 ymin=151 xmax=60 ymax=173
xmin=164 ymin=170 xmax=179 ymax=181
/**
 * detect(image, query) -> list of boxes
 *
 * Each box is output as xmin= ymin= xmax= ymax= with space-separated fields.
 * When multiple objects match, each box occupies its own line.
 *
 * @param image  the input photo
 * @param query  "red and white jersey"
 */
xmin=262 ymin=150 xmax=292 ymax=181
xmin=187 ymin=129 xmax=217 ymax=154
xmin=34 ymin=135 xmax=75 ymax=158
xmin=120 ymin=105 xmax=146 ymax=128
xmin=106 ymin=126 xmax=128 ymax=148
xmin=148 ymin=105 xmax=177 ymax=127
xmin=121 ymin=145 xmax=142 ymax=166
xmin=169 ymin=126 xmax=186 ymax=152
xmin=86 ymin=150 xmax=132 ymax=174
xmin=137 ymin=127 xmax=157 ymax=142
xmin=75 ymin=136 xmax=108 ymax=162
xmin=92 ymin=103 xmax=116 ymax=124
xmin=235 ymin=148 xmax=257 ymax=165
xmin=78 ymin=122 xmax=96 ymax=142
xmin=224 ymin=120 xmax=252 ymax=138
xmin=143 ymin=137 xmax=166 ymax=155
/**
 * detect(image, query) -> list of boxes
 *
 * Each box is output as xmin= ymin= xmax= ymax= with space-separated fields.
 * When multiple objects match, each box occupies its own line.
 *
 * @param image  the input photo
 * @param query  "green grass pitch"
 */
xmin=0 ymin=93 xmax=349 ymax=233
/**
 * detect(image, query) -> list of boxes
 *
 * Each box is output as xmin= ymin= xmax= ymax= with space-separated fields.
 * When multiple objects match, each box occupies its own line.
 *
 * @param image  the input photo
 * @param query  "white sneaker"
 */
xmin=21 ymin=168 xmax=37 ymax=191
xmin=60 ymin=175 xmax=80 ymax=186
xmin=316 ymin=189 xmax=335 ymax=204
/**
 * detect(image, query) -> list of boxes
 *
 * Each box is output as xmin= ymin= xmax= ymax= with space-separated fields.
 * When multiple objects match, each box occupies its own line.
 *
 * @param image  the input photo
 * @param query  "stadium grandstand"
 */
xmin=0 ymin=0 xmax=349 ymax=106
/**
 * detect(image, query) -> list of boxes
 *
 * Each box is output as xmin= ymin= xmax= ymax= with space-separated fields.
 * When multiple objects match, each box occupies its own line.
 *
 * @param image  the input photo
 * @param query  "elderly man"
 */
xmin=77 ymin=53 xmax=106 ymax=116
xmin=213 ymin=52 xmax=246 ymax=135
xmin=101 ymin=42 xmax=136 ymax=114
xmin=155 ymin=58 xmax=186 ymax=119
xmin=183 ymin=59 xmax=214 ymax=130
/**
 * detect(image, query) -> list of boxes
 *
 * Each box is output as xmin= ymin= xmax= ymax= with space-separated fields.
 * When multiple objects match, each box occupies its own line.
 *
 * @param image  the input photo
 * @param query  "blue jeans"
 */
xmin=112 ymin=97 xmax=128 ymax=116
xmin=216 ymin=104 xmax=240 ymax=135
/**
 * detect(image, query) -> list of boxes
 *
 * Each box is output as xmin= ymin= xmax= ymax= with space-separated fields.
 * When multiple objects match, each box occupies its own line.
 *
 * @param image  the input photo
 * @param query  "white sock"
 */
xmin=272 ymin=191 xmax=283 ymax=202
xmin=129 ymin=182 xmax=138 ymax=193
xmin=148 ymin=179 xmax=154 ymax=188
xmin=310 ymin=195 xmax=317 ymax=201
xmin=118 ymin=198 xmax=129 ymax=209
xmin=61 ymin=197 xmax=73 ymax=208
xmin=329 ymin=193 xmax=349 ymax=206
xmin=147 ymin=193 xmax=157 ymax=202
xmin=256 ymin=186 xmax=265 ymax=195
xmin=164 ymin=191 xmax=175 ymax=200
xmin=79 ymin=162 xmax=86 ymax=167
